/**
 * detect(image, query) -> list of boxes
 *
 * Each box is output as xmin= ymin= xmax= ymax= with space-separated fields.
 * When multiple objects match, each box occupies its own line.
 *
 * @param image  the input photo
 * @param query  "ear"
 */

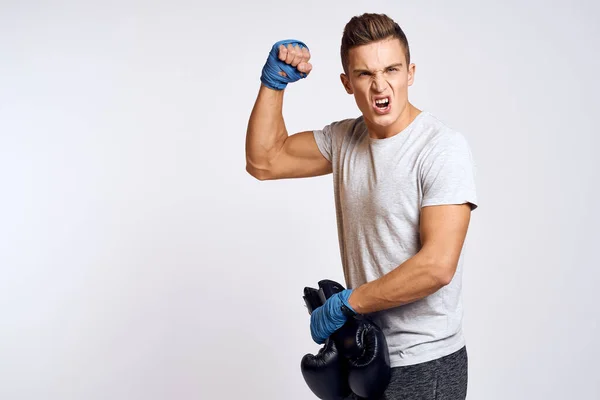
xmin=340 ymin=73 xmax=353 ymax=94
xmin=407 ymin=63 xmax=416 ymax=86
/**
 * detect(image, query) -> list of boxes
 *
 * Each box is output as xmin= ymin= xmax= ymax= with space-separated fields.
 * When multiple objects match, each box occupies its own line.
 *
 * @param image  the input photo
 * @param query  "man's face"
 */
xmin=341 ymin=38 xmax=415 ymax=133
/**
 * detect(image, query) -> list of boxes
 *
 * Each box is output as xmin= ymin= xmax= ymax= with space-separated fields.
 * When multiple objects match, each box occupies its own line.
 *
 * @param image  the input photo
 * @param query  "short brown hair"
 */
xmin=340 ymin=13 xmax=410 ymax=74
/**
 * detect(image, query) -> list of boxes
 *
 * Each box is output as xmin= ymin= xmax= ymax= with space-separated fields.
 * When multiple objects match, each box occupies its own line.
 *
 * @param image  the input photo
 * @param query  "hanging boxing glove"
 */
xmin=300 ymin=286 xmax=351 ymax=400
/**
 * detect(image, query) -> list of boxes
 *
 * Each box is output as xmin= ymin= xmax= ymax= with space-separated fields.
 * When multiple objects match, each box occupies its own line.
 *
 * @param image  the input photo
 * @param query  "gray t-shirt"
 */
xmin=313 ymin=111 xmax=478 ymax=367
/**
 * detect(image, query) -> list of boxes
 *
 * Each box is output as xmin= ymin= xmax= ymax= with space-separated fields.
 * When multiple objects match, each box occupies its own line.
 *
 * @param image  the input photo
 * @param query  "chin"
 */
xmin=366 ymin=111 xmax=399 ymax=127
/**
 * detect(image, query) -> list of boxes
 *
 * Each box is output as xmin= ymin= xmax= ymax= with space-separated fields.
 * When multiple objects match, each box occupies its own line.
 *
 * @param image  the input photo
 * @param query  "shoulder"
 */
xmin=321 ymin=115 xmax=364 ymax=136
xmin=417 ymin=112 xmax=472 ymax=156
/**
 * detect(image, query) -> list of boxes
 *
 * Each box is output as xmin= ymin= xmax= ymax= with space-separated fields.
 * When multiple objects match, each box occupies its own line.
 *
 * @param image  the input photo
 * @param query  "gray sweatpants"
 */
xmin=347 ymin=346 xmax=468 ymax=400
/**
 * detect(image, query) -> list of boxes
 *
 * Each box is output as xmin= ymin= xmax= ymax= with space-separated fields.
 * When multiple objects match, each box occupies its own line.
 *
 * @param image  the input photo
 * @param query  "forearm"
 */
xmin=245 ymin=85 xmax=288 ymax=174
xmin=348 ymin=251 xmax=449 ymax=314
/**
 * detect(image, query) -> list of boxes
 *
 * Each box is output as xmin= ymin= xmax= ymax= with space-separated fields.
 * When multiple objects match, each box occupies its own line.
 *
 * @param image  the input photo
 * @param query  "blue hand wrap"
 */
xmin=310 ymin=289 xmax=355 ymax=344
xmin=260 ymin=39 xmax=309 ymax=90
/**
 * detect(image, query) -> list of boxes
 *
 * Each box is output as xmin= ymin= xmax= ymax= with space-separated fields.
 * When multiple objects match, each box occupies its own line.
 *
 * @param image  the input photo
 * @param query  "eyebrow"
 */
xmin=353 ymin=63 xmax=403 ymax=74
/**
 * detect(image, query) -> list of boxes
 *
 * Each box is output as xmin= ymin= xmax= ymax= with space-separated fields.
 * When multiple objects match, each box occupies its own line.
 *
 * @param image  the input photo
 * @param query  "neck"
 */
xmin=366 ymin=103 xmax=421 ymax=139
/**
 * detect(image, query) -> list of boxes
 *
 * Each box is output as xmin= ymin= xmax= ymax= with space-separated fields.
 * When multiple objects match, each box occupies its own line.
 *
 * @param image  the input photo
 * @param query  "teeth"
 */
xmin=375 ymin=98 xmax=389 ymax=104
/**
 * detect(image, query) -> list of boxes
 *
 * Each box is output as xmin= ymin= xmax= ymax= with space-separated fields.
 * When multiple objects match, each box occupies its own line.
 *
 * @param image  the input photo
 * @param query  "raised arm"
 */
xmin=245 ymin=41 xmax=332 ymax=180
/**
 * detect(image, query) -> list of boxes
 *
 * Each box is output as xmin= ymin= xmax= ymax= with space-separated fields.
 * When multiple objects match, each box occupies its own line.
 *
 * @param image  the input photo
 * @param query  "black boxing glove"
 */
xmin=318 ymin=280 xmax=391 ymax=399
xmin=300 ymin=286 xmax=352 ymax=400
xmin=334 ymin=315 xmax=391 ymax=399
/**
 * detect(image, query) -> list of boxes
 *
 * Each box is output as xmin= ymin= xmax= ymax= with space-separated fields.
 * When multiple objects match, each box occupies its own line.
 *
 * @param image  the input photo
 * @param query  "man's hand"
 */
xmin=277 ymin=42 xmax=312 ymax=77
xmin=310 ymin=289 xmax=355 ymax=344
xmin=260 ymin=40 xmax=312 ymax=90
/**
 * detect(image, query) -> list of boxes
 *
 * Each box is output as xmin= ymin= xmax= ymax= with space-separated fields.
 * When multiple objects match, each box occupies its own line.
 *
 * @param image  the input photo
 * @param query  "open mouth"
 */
xmin=373 ymin=96 xmax=391 ymax=114
xmin=375 ymin=97 xmax=389 ymax=108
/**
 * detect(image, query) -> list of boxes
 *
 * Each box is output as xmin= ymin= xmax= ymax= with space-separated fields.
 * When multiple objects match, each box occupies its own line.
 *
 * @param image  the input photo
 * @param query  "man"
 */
xmin=246 ymin=12 xmax=477 ymax=400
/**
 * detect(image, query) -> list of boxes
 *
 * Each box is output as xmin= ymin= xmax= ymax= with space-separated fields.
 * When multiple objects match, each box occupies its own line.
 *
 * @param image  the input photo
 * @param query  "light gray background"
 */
xmin=1 ymin=1 xmax=598 ymax=399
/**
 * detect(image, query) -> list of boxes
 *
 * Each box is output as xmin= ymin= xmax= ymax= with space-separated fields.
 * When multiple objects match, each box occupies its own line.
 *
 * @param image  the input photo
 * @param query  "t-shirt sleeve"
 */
xmin=419 ymin=131 xmax=478 ymax=210
xmin=312 ymin=124 xmax=333 ymax=162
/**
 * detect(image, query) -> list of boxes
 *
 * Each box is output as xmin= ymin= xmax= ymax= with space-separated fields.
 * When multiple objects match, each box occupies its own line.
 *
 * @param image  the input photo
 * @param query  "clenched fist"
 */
xmin=276 ymin=42 xmax=312 ymax=77
xmin=260 ymin=39 xmax=312 ymax=90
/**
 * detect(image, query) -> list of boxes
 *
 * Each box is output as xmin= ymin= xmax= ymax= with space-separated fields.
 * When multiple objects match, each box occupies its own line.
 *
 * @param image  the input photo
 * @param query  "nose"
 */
xmin=371 ymin=74 xmax=386 ymax=93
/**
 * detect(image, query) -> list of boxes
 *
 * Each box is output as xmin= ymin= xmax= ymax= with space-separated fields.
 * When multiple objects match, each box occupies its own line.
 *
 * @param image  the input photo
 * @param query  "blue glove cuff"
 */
xmin=339 ymin=289 xmax=357 ymax=317
xmin=260 ymin=39 xmax=309 ymax=90
xmin=310 ymin=289 xmax=355 ymax=344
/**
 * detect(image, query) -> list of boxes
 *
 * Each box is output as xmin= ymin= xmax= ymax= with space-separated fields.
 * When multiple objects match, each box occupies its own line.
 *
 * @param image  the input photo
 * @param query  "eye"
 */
xmin=359 ymin=72 xmax=369 ymax=77
xmin=387 ymin=67 xmax=398 ymax=72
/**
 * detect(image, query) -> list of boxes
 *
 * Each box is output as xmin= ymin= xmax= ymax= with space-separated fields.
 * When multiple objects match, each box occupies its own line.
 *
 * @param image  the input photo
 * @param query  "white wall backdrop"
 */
xmin=1 ymin=1 xmax=599 ymax=399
